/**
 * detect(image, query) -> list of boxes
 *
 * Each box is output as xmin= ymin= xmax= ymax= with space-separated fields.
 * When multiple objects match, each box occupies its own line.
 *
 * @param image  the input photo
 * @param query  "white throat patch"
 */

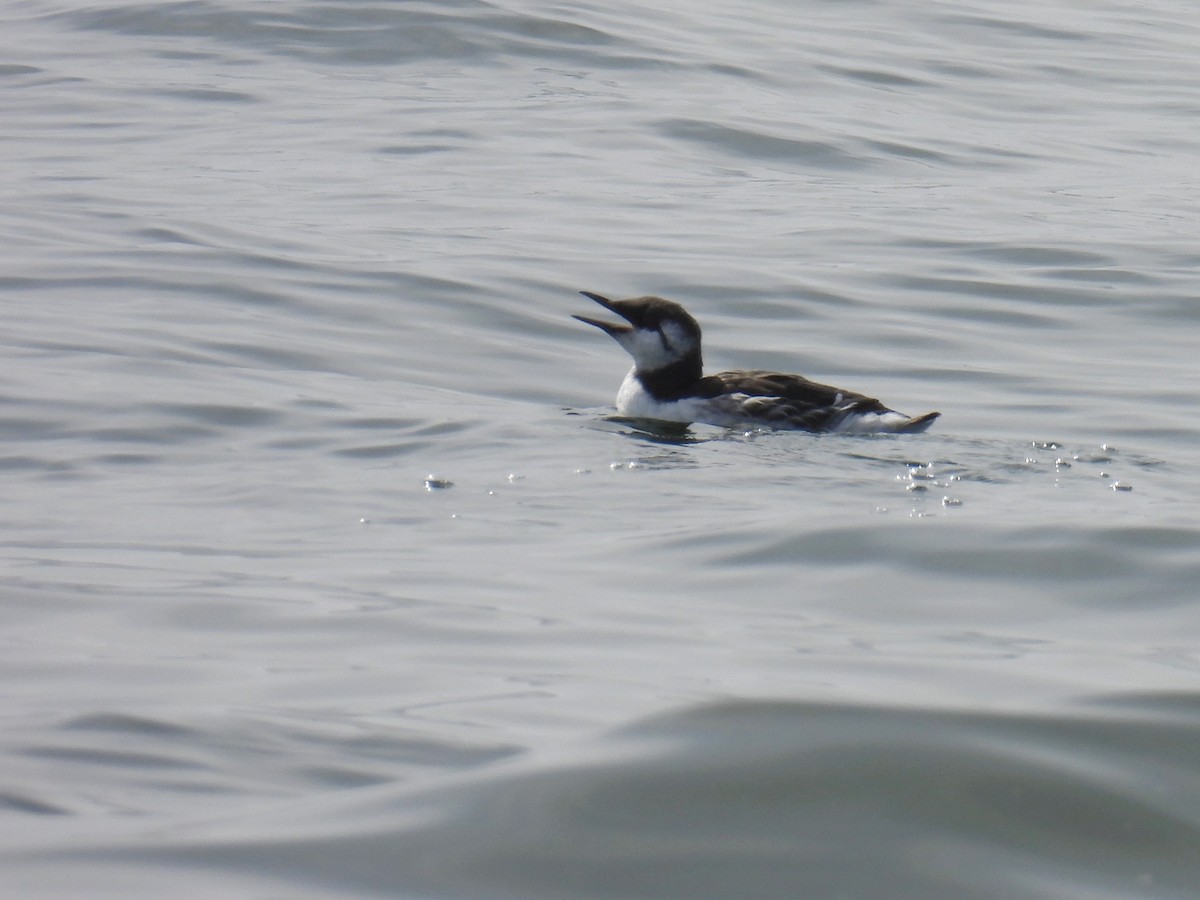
xmin=615 ymin=320 xmax=696 ymax=371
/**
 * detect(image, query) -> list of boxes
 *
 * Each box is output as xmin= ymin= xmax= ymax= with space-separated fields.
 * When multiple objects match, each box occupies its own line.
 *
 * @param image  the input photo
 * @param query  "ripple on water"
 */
xmin=66 ymin=697 xmax=1200 ymax=900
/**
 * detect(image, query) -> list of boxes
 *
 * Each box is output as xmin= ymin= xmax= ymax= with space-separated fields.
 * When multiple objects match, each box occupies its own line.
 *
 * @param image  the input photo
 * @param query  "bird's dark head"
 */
xmin=574 ymin=291 xmax=702 ymax=372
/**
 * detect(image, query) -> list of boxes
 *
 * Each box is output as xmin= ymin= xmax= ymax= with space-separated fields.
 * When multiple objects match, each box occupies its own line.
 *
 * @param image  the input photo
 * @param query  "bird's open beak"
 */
xmin=573 ymin=291 xmax=632 ymax=336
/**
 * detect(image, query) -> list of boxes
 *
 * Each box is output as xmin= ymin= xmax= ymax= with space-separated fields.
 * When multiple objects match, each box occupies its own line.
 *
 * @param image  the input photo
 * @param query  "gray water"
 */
xmin=3 ymin=1 xmax=1200 ymax=897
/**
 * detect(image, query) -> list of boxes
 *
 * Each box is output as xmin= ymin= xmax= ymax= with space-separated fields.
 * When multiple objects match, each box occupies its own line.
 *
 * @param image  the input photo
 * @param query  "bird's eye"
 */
xmin=656 ymin=326 xmax=673 ymax=352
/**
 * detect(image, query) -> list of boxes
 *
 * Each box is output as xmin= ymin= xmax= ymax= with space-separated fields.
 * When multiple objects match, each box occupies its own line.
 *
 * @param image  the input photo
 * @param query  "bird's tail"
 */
xmin=898 ymin=411 xmax=940 ymax=433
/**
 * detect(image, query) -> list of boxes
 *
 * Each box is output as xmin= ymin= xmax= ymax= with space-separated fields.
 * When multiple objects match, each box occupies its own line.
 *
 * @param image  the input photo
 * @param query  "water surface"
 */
xmin=2 ymin=1 xmax=1199 ymax=896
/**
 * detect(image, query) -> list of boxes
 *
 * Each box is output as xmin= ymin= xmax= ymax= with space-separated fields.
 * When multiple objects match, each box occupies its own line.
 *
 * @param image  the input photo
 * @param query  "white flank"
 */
xmin=615 ymin=368 xmax=930 ymax=434
xmin=827 ymin=411 xmax=917 ymax=434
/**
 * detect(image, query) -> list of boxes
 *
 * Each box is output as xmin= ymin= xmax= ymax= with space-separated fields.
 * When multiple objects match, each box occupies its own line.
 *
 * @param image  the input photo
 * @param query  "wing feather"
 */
xmin=695 ymin=369 xmax=891 ymax=430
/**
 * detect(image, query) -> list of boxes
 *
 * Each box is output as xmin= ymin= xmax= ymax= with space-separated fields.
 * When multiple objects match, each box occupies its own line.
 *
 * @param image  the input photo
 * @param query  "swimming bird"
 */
xmin=574 ymin=291 xmax=939 ymax=433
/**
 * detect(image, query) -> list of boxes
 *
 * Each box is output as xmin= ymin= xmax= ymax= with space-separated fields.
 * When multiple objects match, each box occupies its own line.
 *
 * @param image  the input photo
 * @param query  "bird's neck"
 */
xmin=634 ymin=351 xmax=704 ymax=400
